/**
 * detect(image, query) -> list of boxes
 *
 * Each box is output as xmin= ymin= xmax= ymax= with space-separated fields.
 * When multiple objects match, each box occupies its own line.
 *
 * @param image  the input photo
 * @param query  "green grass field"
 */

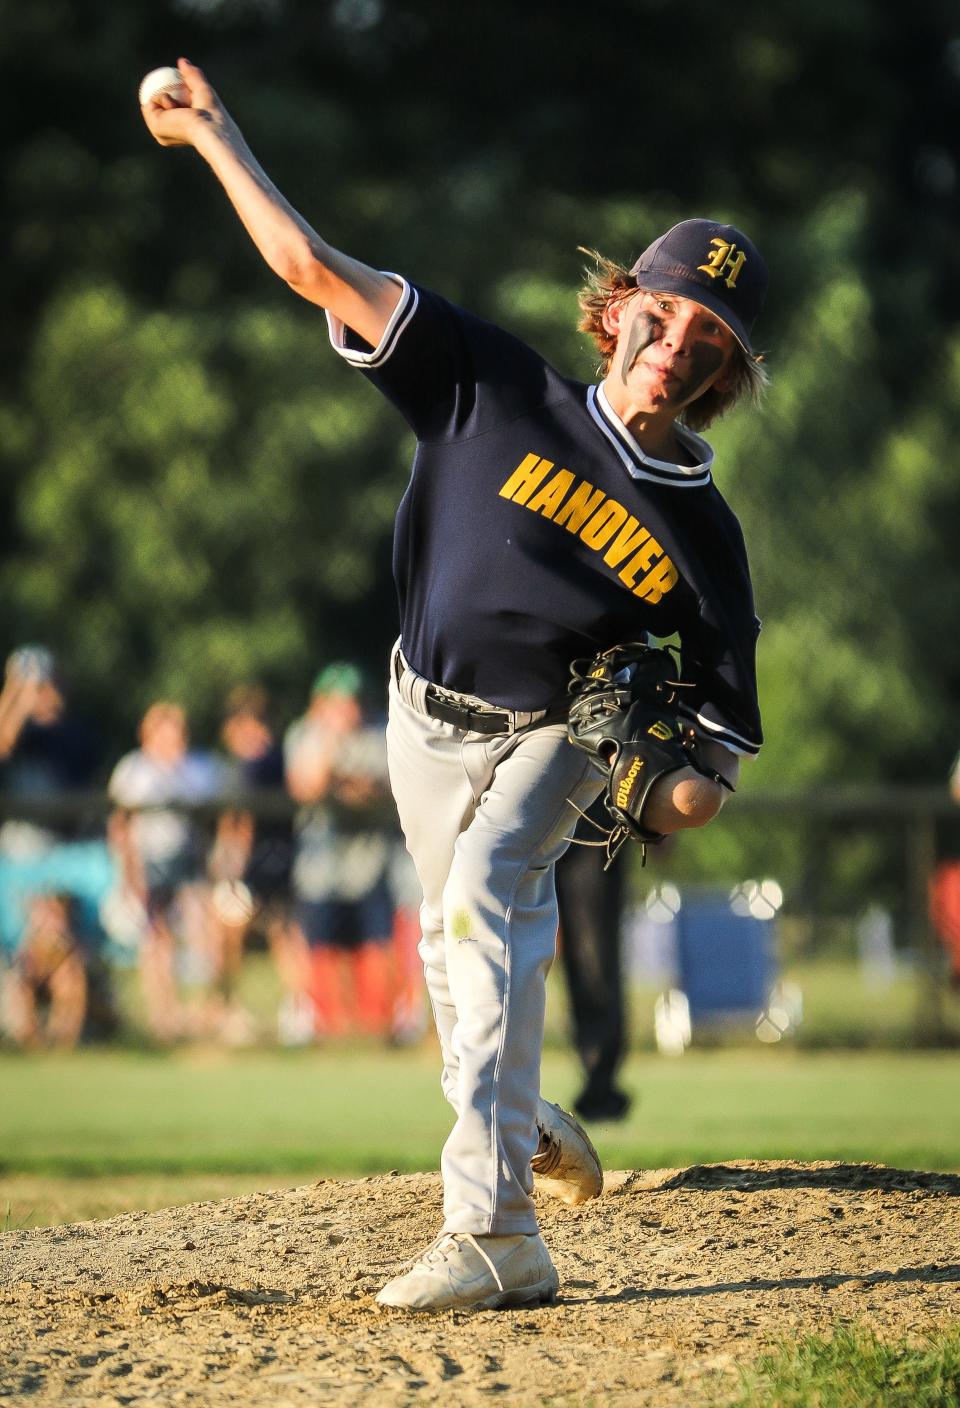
xmin=2 ymin=1043 xmax=959 ymax=1228
xmin=727 ymin=1325 xmax=960 ymax=1408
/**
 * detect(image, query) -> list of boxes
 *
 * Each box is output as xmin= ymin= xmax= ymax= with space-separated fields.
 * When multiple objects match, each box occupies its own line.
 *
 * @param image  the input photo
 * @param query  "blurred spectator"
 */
xmin=932 ymin=867 xmax=960 ymax=987
xmin=555 ymin=798 xmax=632 ymax=1122
xmin=387 ymin=844 xmax=429 ymax=1046
xmin=0 ymin=645 xmax=114 ymax=1046
xmin=0 ymin=645 xmax=100 ymax=849
xmin=108 ymin=701 xmax=220 ymax=1041
xmin=285 ymin=663 xmax=396 ymax=1037
xmin=207 ymin=684 xmax=295 ymax=1043
xmin=932 ymin=748 xmax=960 ymax=986
xmin=1 ymin=895 xmax=87 ymax=1047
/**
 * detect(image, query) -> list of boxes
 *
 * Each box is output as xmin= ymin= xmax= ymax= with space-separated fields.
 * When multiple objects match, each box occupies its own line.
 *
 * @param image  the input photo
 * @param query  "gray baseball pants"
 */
xmin=386 ymin=648 xmax=602 ymax=1235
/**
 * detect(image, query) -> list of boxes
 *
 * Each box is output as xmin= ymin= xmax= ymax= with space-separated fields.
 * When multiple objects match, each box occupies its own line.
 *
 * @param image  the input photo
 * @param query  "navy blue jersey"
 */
xmin=327 ymin=278 xmax=762 ymax=756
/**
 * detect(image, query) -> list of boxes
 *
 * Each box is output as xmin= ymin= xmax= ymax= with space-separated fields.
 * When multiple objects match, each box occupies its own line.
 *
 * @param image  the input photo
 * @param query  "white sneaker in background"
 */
xmin=277 ymin=993 xmax=314 ymax=1046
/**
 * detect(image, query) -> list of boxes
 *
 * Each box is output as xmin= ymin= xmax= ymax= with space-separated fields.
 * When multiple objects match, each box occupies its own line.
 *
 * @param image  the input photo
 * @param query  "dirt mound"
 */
xmin=1 ymin=1161 xmax=958 ymax=1406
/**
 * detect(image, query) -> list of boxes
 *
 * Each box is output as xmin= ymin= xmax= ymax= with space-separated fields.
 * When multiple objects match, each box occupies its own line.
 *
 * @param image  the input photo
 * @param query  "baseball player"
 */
xmin=141 ymin=60 xmax=766 ymax=1312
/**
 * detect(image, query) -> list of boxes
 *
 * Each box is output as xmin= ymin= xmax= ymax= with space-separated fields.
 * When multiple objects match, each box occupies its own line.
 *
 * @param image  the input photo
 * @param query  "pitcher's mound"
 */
xmin=1 ymin=1161 xmax=958 ymax=1405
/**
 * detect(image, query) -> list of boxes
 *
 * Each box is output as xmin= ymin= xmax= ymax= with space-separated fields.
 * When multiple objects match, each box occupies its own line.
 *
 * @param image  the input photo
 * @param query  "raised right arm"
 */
xmin=0 ymin=671 xmax=38 ymax=759
xmin=140 ymin=58 xmax=401 ymax=346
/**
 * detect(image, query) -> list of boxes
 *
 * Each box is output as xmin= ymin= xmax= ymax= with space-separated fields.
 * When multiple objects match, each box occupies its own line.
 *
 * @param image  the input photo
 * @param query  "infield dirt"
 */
xmin=1 ymin=1160 xmax=958 ymax=1406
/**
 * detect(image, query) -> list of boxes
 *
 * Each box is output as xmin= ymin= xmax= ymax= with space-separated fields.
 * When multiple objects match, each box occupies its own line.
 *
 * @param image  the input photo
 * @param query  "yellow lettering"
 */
xmin=526 ymin=469 xmax=575 ymax=519
xmin=498 ymin=454 xmax=684 ymax=604
xmin=603 ymin=517 xmax=649 ymax=568
xmin=554 ymin=480 xmax=606 ymax=533
xmin=618 ymin=534 xmax=662 ymax=588
xmin=499 ymin=453 xmax=554 ymax=505
xmin=580 ymin=500 xmax=628 ymax=550
xmin=634 ymin=556 xmax=679 ymax=603
xmin=616 ymin=755 xmax=643 ymax=809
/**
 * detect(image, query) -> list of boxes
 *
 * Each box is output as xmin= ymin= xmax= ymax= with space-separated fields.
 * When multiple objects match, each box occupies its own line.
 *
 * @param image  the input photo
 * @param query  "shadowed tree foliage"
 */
xmin=1 ymin=0 xmax=957 ymax=814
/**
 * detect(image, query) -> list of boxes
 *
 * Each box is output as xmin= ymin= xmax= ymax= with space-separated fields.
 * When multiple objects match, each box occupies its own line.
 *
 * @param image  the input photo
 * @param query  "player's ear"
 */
xmin=601 ymin=292 xmax=631 ymax=338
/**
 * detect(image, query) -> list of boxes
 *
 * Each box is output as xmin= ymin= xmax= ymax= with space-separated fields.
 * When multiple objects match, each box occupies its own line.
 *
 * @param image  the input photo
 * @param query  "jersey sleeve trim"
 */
xmin=325 ymin=275 xmax=419 ymax=368
xmin=678 ymin=703 xmax=762 ymax=757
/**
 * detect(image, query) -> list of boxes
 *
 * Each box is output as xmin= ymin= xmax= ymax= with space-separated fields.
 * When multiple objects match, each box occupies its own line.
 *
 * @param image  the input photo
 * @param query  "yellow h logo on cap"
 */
xmin=698 ymin=238 xmax=747 ymax=289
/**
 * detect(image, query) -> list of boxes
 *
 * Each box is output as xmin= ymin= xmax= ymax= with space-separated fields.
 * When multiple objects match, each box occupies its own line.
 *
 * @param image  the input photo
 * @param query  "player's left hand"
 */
xmin=566 ymin=641 xmax=734 ymax=863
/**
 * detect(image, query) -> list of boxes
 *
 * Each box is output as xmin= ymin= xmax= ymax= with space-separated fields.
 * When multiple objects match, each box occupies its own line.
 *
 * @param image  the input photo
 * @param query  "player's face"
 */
xmin=606 ymin=290 xmax=736 ymax=415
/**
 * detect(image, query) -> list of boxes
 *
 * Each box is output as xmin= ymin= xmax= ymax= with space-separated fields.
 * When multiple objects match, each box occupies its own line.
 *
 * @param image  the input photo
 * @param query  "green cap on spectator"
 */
xmin=311 ymin=661 xmax=363 ymax=698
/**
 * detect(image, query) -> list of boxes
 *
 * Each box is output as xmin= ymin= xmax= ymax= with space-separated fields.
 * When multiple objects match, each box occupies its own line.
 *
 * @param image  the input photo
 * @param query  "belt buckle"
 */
xmin=470 ymin=708 xmax=511 ymax=735
xmin=474 ymin=705 xmax=511 ymax=735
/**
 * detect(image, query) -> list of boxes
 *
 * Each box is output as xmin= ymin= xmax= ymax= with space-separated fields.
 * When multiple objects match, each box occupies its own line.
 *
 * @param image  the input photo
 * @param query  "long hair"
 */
xmin=576 ymin=248 xmax=768 ymax=432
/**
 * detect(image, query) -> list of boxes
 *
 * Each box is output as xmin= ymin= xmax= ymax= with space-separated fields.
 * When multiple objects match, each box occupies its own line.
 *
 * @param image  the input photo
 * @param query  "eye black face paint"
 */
xmin=620 ymin=311 xmax=661 ymax=385
xmin=678 ymin=342 xmax=725 ymax=400
xmin=619 ymin=299 xmax=730 ymax=402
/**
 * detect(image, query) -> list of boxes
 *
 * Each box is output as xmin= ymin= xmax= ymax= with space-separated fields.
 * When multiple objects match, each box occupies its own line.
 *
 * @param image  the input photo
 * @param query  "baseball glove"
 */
xmin=566 ymin=641 xmax=731 ymax=865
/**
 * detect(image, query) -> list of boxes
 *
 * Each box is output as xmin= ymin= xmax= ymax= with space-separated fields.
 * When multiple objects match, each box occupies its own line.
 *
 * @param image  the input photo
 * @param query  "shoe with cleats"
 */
xmin=532 ymin=1096 xmax=604 ymax=1205
xmin=375 ymin=1231 xmax=559 ymax=1312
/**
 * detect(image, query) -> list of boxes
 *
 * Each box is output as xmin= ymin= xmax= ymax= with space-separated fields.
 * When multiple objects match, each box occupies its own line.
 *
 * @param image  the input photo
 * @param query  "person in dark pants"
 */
xmin=555 ymin=798 xmax=631 ymax=1123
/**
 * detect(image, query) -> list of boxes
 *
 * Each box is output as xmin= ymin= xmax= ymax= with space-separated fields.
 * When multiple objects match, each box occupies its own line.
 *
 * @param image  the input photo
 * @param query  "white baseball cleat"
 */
xmin=375 ymin=1232 xmax=559 ymax=1313
xmin=531 ymin=1097 xmax=604 ymax=1205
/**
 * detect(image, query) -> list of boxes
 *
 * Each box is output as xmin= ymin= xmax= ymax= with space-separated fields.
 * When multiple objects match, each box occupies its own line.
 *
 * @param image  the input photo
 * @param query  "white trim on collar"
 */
xmin=587 ymin=384 xmax=714 ymax=487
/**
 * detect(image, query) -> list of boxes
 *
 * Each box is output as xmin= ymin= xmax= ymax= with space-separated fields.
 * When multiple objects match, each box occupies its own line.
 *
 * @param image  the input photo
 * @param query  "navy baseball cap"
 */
xmin=630 ymin=218 xmax=767 ymax=354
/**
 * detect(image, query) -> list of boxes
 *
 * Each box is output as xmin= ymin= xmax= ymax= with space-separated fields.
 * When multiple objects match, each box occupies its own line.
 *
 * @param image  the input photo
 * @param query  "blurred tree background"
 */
xmin=1 ymin=0 xmax=957 ymax=836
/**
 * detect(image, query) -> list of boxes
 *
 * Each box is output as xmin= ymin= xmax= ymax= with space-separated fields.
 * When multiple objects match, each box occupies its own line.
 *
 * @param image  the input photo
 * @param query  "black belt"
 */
xmin=395 ymin=649 xmax=563 ymax=735
xmin=424 ymin=687 xmax=513 ymax=735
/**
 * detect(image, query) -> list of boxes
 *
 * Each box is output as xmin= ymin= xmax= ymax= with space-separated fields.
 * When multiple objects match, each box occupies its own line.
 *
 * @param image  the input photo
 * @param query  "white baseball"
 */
xmin=138 ymin=66 xmax=189 ymax=107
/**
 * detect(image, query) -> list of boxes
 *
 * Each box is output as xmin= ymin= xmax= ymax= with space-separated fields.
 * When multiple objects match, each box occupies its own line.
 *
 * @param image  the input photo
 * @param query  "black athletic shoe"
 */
xmin=573 ymin=1087 xmax=632 ymax=1123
